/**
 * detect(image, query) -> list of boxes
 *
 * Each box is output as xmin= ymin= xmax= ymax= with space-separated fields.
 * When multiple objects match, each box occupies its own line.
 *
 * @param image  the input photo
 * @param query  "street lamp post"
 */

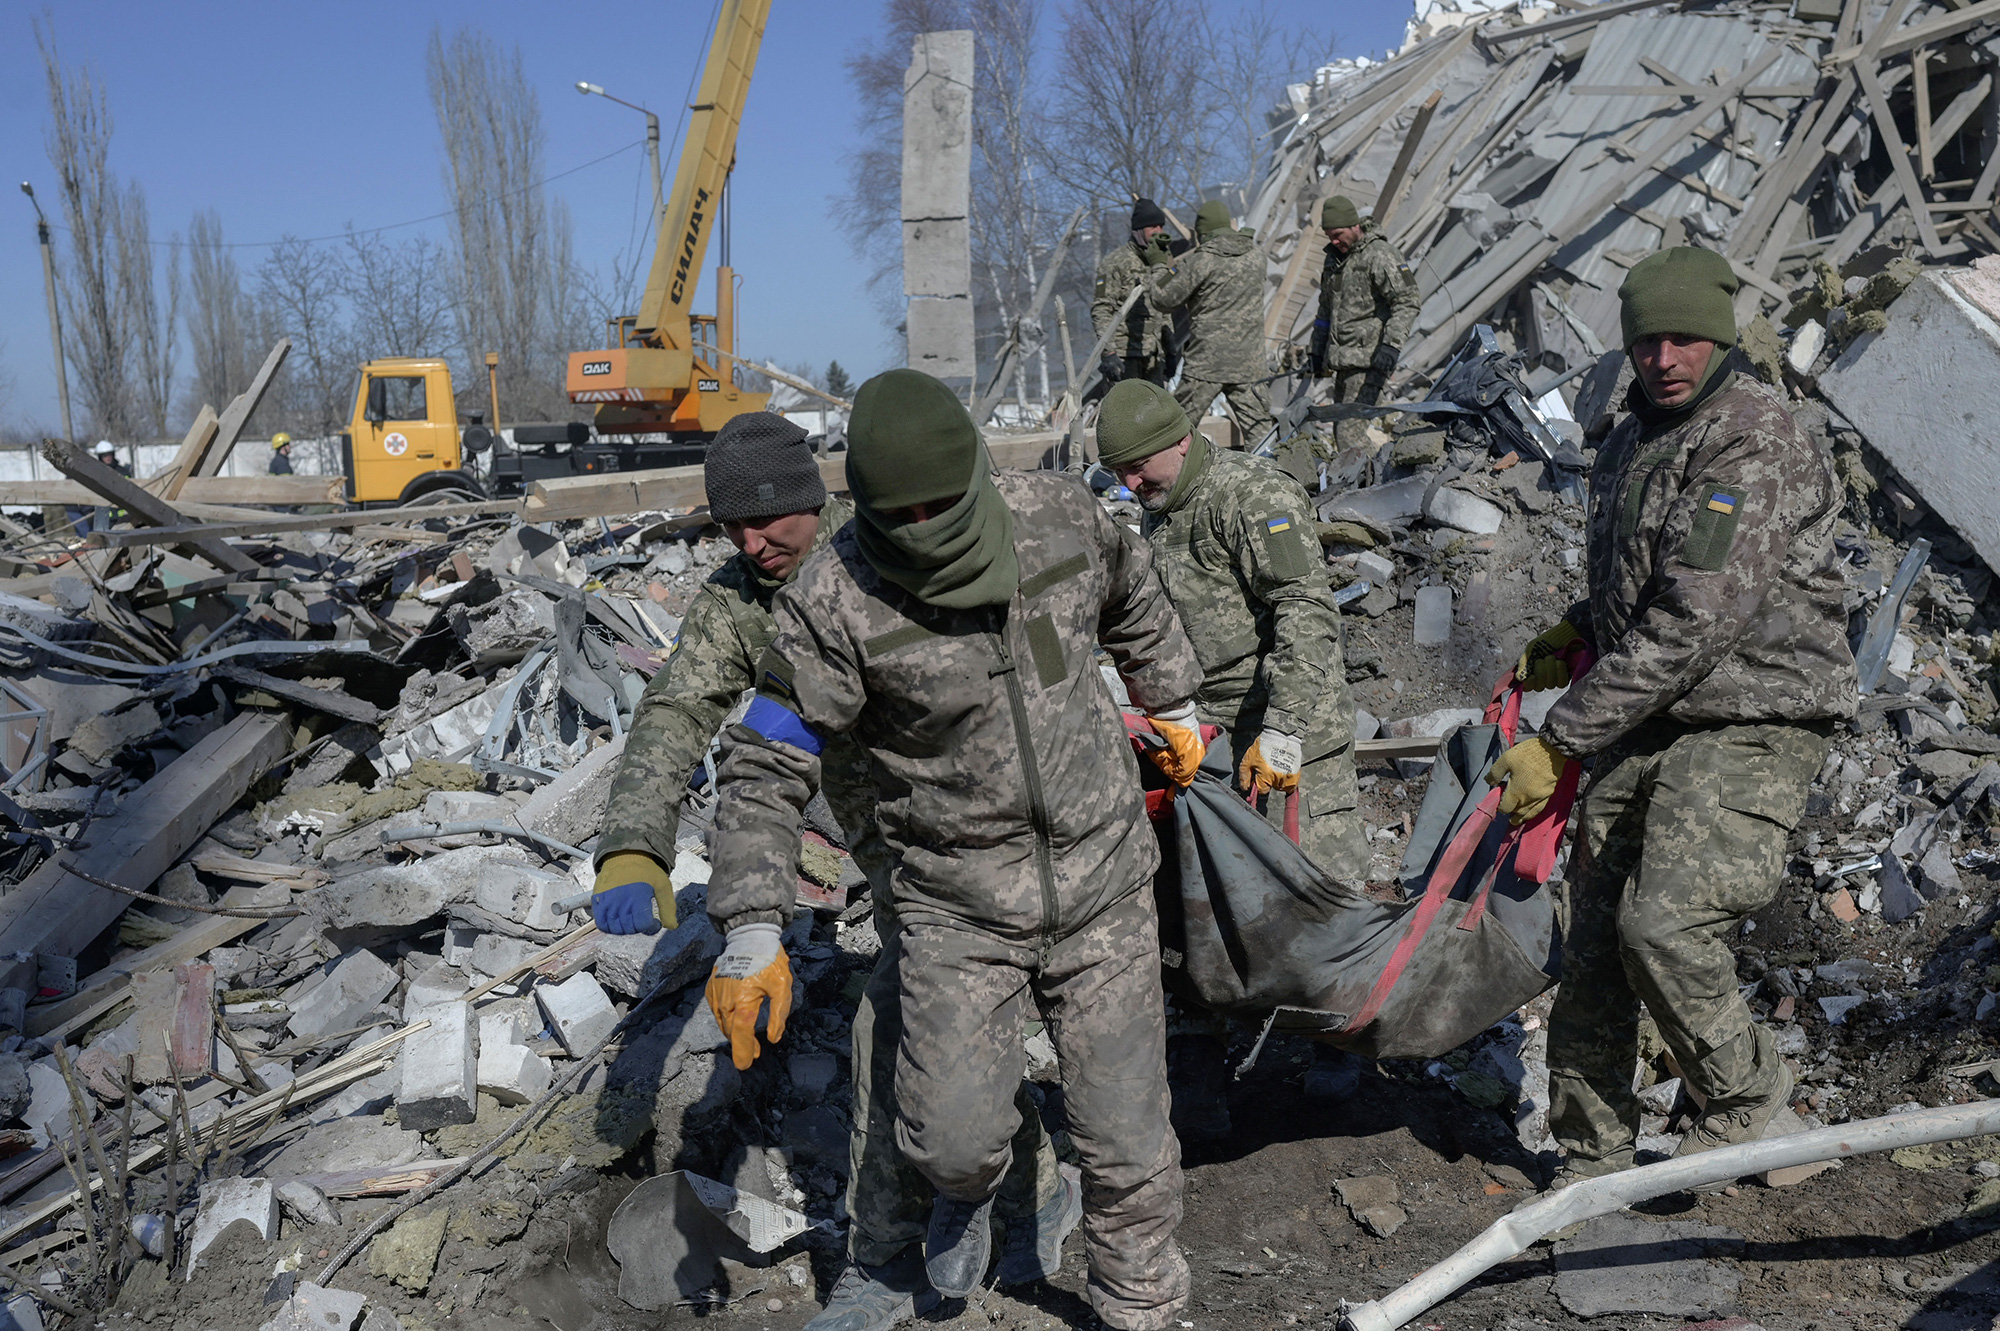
xmin=20 ymin=182 xmax=75 ymax=445
xmin=576 ymin=82 xmax=664 ymax=240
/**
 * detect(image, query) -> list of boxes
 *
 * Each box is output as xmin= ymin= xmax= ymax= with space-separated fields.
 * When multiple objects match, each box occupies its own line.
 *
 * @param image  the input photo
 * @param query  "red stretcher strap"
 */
xmin=1244 ymin=780 xmax=1302 ymax=845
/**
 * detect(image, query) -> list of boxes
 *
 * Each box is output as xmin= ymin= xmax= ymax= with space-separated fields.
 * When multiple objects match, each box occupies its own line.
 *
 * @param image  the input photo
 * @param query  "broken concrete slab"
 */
xmin=1334 ymin=1175 xmax=1407 ymax=1238
xmin=286 ymin=949 xmax=398 ymax=1041
xmin=275 ymin=1179 xmax=341 ymax=1229
xmin=257 ymin=1281 xmax=367 ymax=1331
xmin=470 ymin=862 xmax=572 ymax=933
xmin=396 ymin=1000 xmax=476 ymax=1131
xmin=515 ymin=734 xmax=626 ymax=848
xmin=1552 ymin=1211 xmax=1743 ymax=1318
xmin=537 ymin=972 xmax=617 ymax=1056
xmin=1413 ymin=586 xmax=1453 ymax=647
xmin=1423 ymin=486 xmax=1505 ymax=535
xmin=188 ymin=1177 xmax=278 ymax=1277
xmin=260 ymin=1117 xmax=431 ymax=1179
xmin=590 ymin=890 xmax=723 ymax=999
xmin=315 ymin=845 xmax=538 ymax=948
xmin=1322 ymin=476 xmax=1428 ymax=527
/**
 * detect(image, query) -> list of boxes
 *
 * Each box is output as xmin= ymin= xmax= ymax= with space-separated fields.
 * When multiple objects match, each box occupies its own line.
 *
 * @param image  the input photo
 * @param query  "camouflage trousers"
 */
xmin=1175 ymin=378 xmax=1273 ymax=450
xmin=1327 ymin=367 xmax=1389 ymax=451
xmin=1222 ymin=726 xmax=1368 ymax=884
xmin=896 ymin=892 xmax=1190 ymax=1331
xmin=1547 ymin=719 xmax=1829 ymax=1164
xmin=846 ymin=896 xmax=1060 ymax=1267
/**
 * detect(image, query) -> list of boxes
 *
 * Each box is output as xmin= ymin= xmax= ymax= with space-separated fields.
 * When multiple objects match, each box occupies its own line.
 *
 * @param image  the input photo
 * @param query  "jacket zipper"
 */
xmin=990 ymin=611 xmax=1060 ymax=952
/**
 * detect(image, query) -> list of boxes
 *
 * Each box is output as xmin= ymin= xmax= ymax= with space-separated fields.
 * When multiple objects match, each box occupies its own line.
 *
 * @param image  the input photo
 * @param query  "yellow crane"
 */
xmin=565 ymin=0 xmax=772 ymax=436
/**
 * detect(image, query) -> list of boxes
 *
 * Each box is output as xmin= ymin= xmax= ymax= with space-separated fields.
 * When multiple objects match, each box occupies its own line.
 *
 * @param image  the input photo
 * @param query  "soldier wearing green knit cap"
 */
xmin=1144 ymin=199 xmax=1275 ymax=448
xmin=1098 ymin=375 xmax=1373 ymax=1128
xmin=1309 ymin=194 xmax=1419 ymax=454
xmin=707 ymin=368 xmax=1207 ymax=1329
xmin=1497 ymin=246 xmax=1856 ymax=1191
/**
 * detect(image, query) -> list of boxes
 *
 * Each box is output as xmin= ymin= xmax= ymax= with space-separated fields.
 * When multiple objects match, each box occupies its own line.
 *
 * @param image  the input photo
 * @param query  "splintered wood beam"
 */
xmin=1915 ymin=48 xmax=1936 ymax=180
xmin=42 ymin=438 xmax=259 ymax=575
xmin=1855 ymin=58 xmax=1946 ymax=253
xmin=1374 ymin=90 xmax=1444 ymax=232
xmin=196 ymin=338 xmax=291 ymax=479
xmin=1830 ymin=0 xmax=2000 ymax=63
xmin=144 ymin=404 xmax=218 ymax=500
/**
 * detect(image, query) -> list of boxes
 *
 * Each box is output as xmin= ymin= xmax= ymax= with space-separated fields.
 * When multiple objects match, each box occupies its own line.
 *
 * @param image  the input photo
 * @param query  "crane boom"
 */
xmin=566 ymin=0 xmax=773 ymax=436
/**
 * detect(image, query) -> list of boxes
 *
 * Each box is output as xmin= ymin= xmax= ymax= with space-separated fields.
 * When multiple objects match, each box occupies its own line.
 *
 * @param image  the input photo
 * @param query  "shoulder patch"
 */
xmin=1681 ymin=485 xmax=1746 ymax=571
xmin=1259 ymin=512 xmax=1315 ymax=581
xmin=754 ymin=645 xmax=797 ymax=704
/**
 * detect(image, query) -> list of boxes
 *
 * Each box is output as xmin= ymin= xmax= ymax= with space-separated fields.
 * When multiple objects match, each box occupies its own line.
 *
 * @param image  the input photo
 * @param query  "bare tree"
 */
xmin=427 ymin=26 xmax=576 ymax=422
xmin=257 ymin=237 xmax=353 ymax=434
xmin=185 ymin=208 xmax=251 ymax=414
xmin=343 ymin=229 xmax=455 ymax=358
xmin=120 ymin=188 xmax=180 ymax=437
xmin=1046 ymin=0 xmax=1217 ymax=215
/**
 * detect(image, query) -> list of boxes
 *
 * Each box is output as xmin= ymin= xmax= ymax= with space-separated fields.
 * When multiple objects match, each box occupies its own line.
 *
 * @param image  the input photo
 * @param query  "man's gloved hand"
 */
xmin=1146 ymin=702 xmax=1206 ymax=790
xmin=1239 ymin=729 xmax=1303 ymax=794
xmin=1141 ymin=235 xmax=1173 ymax=266
xmin=1308 ymin=321 xmax=1330 ymax=378
xmin=1516 ymin=619 xmax=1583 ymax=691
xmin=1485 ymin=736 xmax=1575 ymax=826
xmin=1370 ymin=343 xmax=1401 ymax=374
xmin=1099 ymin=354 xmax=1126 ymax=385
xmin=705 ymin=923 xmax=793 ymax=1071
xmin=591 ymin=851 xmax=674 ymax=935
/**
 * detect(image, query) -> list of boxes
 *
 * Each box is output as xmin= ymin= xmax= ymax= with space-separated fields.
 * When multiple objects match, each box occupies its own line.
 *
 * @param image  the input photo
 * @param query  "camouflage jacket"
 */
xmin=597 ymin=497 xmax=872 ymax=871
xmin=1146 ymin=229 xmax=1266 ymax=382
xmin=1542 ymin=368 xmax=1858 ymax=758
xmin=1315 ymin=223 xmax=1420 ymax=370
xmin=1142 ymin=440 xmax=1353 ymax=754
xmin=1091 ymin=240 xmax=1174 ymax=366
xmin=707 ymin=470 xmax=1203 ymax=942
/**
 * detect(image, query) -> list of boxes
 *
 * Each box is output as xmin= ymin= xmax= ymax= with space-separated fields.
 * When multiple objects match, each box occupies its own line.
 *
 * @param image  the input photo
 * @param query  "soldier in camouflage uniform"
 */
xmin=1493 ymin=248 xmax=1857 ymax=1187
xmin=1091 ymin=198 xmax=1177 ymax=387
xmin=1146 ymin=200 xmax=1273 ymax=448
xmin=1097 ymin=378 xmax=1371 ymax=1132
xmin=593 ymin=413 xmax=1066 ymax=1331
xmin=1310 ymin=196 xmax=1420 ymax=453
xmin=702 ymin=370 xmax=1205 ymax=1330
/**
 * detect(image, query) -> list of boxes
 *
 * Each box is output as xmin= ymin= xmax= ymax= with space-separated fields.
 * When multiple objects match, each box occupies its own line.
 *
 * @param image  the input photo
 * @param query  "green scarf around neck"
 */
xmin=853 ymin=449 xmax=1019 ymax=609
xmin=1152 ymin=431 xmax=1211 ymax=518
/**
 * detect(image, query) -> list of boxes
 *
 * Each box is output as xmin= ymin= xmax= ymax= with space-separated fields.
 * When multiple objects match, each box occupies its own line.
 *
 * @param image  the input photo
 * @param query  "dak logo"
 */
xmin=697 ymin=378 xmax=721 ymax=392
xmin=580 ymin=360 xmax=613 ymax=377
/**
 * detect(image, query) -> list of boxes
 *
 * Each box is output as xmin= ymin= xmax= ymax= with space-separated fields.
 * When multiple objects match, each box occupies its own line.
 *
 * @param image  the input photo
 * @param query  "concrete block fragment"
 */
xmin=442 ymin=921 xmax=478 ymax=969
xmin=536 ymin=972 xmax=617 ymax=1056
xmin=1351 ymin=551 xmax=1396 ymax=586
xmin=590 ymin=891 xmax=723 ymax=998
xmin=396 ymin=1001 xmax=476 ymax=1131
xmin=286 ymin=949 xmax=398 ymax=1041
xmin=315 ymin=845 xmax=537 ymax=948
xmin=469 ymin=934 xmax=539 ymax=979
xmin=258 ymin=1281 xmax=367 ymax=1331
xmin=477 ymin=1038 xmax=551 ymax=1106
xmin=275 ymin=1179 xmax=341 ymax=1228
xmin=1413 ymin=586 xmax=1453 ymax=647
xmin=515 ymin=735 xmax=627 ymax=847
xmin=1321 ymin=476 xmax=1428 ymax=526
xmin=419 ymin=790 xmax=518 ymax=824
xmin=188 ymin=1177 xmax=278 ymax=1276
xmin=401 ymin=964 xmax=467 ymax=1021
xmin=1423 ymin=486 xmax=1505 ymax=535
xmin=1787 ymin=319 xmax=1825 ymax=374
xmin=471 ymin=863 xmax=571 ymax=933
xmin=22 ymin=1060 xmax=77 ymax=1146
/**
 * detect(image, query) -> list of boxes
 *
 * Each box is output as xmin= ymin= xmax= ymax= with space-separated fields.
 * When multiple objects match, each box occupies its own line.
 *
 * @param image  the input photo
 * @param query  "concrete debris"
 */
xmin=1554 ymin=1212 xmax=1744 ymax=1318
xmin=187 ymin=1177 xmax=278 ymax=1277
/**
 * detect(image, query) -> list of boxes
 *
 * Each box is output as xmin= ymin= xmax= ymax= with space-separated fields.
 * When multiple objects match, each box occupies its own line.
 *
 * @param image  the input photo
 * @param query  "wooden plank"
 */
xmin=1485 ymin=0 xmax=1685 ymax=44
xmin=1373 ymin=90 xmax=1444 ymax=232
xmin=197 ymin=339 xmax=291 ymax=478
xmin=24 ymin=897 xmax=269 ymax=1040
xmin=1856 ymin=58 xmax=1946 ymax=254
xmin=0 ymin=475 xmax=345 ymax=508
xmin=1357 ymin=734 xmax=1444 ymax=760
xmin=1829 ymin=0 xmax=2000 ymax=63
xmin=42 ymin=439 xmax=259 ymax=575
xmin=1915 ymin=48 xmax=1935 ymax=180
xmin=213 ymin=665 xmax=386 ymax=723
xmin=0 ymin=714 xmax=289 ymax=961
xmin=143 ymin=404 xmax=218 ymax=501
xmin=91 ymin=498 xmax=519 ymax=545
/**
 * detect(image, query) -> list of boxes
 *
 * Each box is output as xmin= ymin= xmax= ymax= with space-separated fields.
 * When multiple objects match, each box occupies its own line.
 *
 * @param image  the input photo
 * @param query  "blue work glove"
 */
xmin=591 ymin=851 xmax=672 ymax=935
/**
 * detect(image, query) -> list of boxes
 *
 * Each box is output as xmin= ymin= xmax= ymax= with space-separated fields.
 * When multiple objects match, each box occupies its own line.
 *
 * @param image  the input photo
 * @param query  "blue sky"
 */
xmin=0 ymin=0 xmax=1412 ymax=434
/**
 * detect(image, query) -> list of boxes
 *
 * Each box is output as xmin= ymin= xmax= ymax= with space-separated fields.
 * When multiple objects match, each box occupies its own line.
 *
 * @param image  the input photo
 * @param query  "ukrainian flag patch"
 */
xmin=1706 ymin=492 xmax=1737 ymax=514
xmin=1266 ymin=517 xmax=1292 ymax=533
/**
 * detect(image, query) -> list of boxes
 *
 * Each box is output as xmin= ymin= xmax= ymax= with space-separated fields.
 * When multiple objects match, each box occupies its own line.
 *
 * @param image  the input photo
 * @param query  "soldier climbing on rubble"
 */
xmin=703 ymin=369 xmax=1205 ymax=1331
xmin=1145 ymin=200 xmax=1275 ymax=449
xmin=1492 ymin=246 xmax=1858 ymax=1190
xmin=1091 ymin=197 xmax=1178 ymax=390
xmin=1097 ymin=377 xmax=1374 ymax=1132
xmin=591 ymin=410 xmax=1066 ymax=1331
xmin=1309 ymin=195 xmax=1420 ymax=456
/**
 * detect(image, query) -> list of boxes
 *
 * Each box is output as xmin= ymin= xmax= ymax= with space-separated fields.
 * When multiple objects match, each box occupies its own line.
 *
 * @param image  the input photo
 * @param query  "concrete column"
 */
xmin=902 ymin=30 xmax=975 ymax=386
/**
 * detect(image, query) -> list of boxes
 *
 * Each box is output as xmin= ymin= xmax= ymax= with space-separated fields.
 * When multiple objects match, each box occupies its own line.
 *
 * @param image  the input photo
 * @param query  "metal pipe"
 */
xmin=378 ymin=820 xmax=587 ymax=861
xmin=1340 ymin=1099 xmax=2000 ymax=1331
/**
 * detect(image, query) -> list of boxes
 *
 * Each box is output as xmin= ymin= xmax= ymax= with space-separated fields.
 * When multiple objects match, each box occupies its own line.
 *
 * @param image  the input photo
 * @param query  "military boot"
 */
xmin=1167 ymin=1034 xmax=1232 ymax=1143
xmin=804 ymin=1251 xmax=941 ymax=1331
xmin=994 ymin=1164 xmax=1082 ymax=1287
xmin=1674 ymin=1065 xmax=1797 ymax=1191
xmin=925 ymin=1191 xmax=996 ymax=1298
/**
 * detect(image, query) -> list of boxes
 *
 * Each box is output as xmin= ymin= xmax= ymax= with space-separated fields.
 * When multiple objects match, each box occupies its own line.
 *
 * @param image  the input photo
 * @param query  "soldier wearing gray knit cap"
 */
xmin=703 ymin=411 xmax=828 ymax=522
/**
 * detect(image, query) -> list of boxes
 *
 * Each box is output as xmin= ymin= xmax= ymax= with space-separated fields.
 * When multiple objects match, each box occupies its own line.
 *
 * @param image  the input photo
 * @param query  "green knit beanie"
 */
xmin=845 ymin=369 xmax=979 ymax=510
xmin=1619 ymin=246 xmax=1739 ymax=350
xmin=1321 ymin=195 xmax=1361 ymax=229
xmin=1194 ymin=200 xmax=1233 ymax=238
xmin=1097 ymin=380 xmax=1191 ymax=467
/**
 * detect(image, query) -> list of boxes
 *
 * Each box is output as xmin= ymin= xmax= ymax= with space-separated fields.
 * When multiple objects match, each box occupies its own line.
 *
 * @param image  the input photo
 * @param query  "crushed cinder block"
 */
xmin=1422 ymin=486 xmax=1505 ymax=535
xmin=470 ymin=934 xmax=540 ymax=979
xmin=396 ymin=1000 xmax=477 ymax=1131
xmin=275 ymin=1179 xmax=341 ymax=1229
xmin=401 ymin=963 xmax=467 ymax=1021
xmin=315 ymin=845 xmax=536 ymax=949
xmin=188 ymin=1177 xmax=278 ymax=1277
xmin=537 ymin=972 xmax=618 ymax=1056
xmin=258 ymin=1281 xmax=367 ymax=1331
xmin=1413 ymin=586 xmax=1453 ymax=647
xmin=515 ymin=734 xmax=627 ymax=848
xmin=591 ymin=888 xmax=723 ymax=998
xmin=471 ymin=862 xmax=573 ymax=933
xmin=286 ymin=949 xmax=398 ymax=1041
xmin=477 ymin=1009 xmax=551 ymax=1106
xmin=1350 ymin=550 xmax=1396 ymax=587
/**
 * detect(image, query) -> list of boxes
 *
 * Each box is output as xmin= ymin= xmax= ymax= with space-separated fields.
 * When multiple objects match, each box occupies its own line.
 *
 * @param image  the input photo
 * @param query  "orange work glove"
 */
xmin=1485 ymin=736 xmax=1576 ymax=825
xmin=705 ymin=923 xmax=793 ymax=1070
xmin=1516 ymin=620 xmax=1583 ymax=691
xmin=1238 ymin=728 xmax=1303 ymax=795
xmin=1145 ymin=702 xmax=1206 ymax=789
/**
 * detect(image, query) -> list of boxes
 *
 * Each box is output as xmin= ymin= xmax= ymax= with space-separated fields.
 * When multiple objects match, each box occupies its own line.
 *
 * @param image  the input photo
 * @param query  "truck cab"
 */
xmin=342 ymin=358 xmax=485 ymax=504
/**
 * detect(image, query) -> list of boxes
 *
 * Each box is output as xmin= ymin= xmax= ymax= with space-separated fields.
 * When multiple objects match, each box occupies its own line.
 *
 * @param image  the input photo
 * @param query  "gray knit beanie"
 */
xmin=704 ymin=412 xmax=826 ymax=522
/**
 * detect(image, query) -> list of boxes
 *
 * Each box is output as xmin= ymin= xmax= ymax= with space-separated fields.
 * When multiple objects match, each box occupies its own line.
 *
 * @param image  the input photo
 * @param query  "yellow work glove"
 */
xmin=1146 ymin=702 xmax=1206 ymax=790
xmin=1516 ymin=620 xmax=1583 ymax=691
xmin=1238 ymin=728 xmax=1303 ymax=795
xmin=705 ymin=923 xmax=793 ymax=1071
xmin=1485 ymin=736 xmax=1575 ymax=826
xmin=591 ymin=851 xmax=675 ymax=935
